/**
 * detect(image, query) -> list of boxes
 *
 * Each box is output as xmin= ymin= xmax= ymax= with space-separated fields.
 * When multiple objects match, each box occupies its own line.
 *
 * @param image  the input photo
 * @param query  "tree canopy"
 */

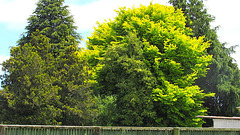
xmin=169 ymin=0 xmax=240 ymax=124
xmin=88 ymin=3 xmax=213 ymax=127
xmin=1 ymin=0 xmax=96 ymax=125
xmin=1 ymin=0 xmax=237 ymax=127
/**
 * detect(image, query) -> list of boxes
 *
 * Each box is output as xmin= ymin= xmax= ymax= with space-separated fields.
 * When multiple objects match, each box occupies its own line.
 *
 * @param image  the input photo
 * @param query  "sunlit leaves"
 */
xmin=88 ymin=3 xmax=212 ymax=127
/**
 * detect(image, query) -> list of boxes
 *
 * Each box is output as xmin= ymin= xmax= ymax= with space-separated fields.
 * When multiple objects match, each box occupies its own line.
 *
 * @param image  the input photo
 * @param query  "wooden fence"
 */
xmin=1 ymin=125 xmax=240 ymax=135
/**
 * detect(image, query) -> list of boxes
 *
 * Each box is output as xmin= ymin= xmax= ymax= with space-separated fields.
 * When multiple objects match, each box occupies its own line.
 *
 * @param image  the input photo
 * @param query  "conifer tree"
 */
xmin=1 ymin=0 xmax=96 ymax=125
xmin=2 ymin=32 xmax=61 ymax=124
xmin=19 ymin=0 xmax=81 ymax=57
xmin=169 ymin=0 xmax=240 ymax=122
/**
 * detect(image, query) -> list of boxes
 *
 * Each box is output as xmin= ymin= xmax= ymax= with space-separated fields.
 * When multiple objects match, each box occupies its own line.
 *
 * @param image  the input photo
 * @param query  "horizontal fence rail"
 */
xmin=1 ymin=125 xmax=240 ymax=135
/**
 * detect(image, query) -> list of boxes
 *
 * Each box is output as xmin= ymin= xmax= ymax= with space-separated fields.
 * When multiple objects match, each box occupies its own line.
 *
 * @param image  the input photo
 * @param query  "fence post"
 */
xmin=173 ymin=128 xmax=180 ymax=135
xmin=0 ymin=126 xmax=5 ymax=135
xmin=93 ymin=127 xmax=101 ymax=135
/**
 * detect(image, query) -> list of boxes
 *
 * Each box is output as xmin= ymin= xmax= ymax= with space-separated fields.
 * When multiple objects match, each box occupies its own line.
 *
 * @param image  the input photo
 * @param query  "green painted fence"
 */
xmin=1 ymin=125 xmax=240 ymax=135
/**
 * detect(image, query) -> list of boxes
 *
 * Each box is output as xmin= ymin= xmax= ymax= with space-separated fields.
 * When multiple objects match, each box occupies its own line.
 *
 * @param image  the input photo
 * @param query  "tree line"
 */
xmin=0 ymin=0 xmax=239 ymax=127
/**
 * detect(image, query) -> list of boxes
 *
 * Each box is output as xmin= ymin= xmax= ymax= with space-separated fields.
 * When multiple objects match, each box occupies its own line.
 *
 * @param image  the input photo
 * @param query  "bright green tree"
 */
xmin=1 ymin=0 xmax=96 ymax=125
xmin=88 ymin=4 xmax=213 ymax=127
xmin=169 ymin=0 xmax=240 ymax=122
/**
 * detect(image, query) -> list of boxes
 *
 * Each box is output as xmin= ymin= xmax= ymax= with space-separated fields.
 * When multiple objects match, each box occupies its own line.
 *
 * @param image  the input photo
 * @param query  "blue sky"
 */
xmin=0 ymin=0 xmax=240 ymax=69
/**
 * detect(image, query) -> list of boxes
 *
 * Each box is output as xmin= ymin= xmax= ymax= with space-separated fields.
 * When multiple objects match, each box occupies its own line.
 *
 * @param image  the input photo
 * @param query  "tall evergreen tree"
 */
xmin=19 ymin=0 xmax=81 ymax=49
xmin=1 ymin=32 xmax=62 ymax=124
xmin=169 ymin=0 xmax=240 ymax=122
xmin=1 ymin=0 xmax=96 ymax=125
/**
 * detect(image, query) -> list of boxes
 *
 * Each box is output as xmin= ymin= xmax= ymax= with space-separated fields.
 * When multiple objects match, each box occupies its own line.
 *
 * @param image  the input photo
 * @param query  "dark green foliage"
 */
xmin=19 ymin=0 xmax=81 ymax=57
xmin=0 ymin=90 xmax=11 ymax=123
xmin=1 ymin=33 xmax=61 ymax=124
xmin=1 ymin=0 xmax=96 ymax=125
xmin=169 ymin=0 xmax=240 ymax=122
xmin=96 ymin=33 xmax=157 ymax=126
xmin=169 ymin=0 xmax=214 ymax=39
xmin=93 ymin=95 xmax=117 ymax=126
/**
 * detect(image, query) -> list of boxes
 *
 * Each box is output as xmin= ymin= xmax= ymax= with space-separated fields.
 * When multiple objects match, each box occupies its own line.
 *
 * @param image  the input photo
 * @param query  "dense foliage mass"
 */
xmin=88 ymin=3 xmax=213 ymax=127
xmin=0 ymin=0 xmax=96 ymax=125
xmin=1 ymin=0 xmax=238 ymax=127
xmin=169 ymin=0 xmax=240 ymax=125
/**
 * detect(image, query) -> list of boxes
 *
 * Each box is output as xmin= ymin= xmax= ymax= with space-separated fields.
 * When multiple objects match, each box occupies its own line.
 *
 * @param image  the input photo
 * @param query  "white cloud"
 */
xmin=0 ymin=0 xmax=38 ymax=29
xmin=0 ymin=55 xmax=9 ymax=64
xmin=68 ymin=0 xmax=170 ymax=31
xmin=0 ymin=0 xmax=169 ymax=30
xmin=204 ymin=0 xmax=240 ymax=66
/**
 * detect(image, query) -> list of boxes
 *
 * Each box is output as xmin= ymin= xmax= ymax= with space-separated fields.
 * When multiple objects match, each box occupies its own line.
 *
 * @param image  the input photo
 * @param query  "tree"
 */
xmin=88 ymin=3 xmax=213 ymax=126
xmin=0 ymin=90 xmax=11 ymax=123
xmin=1 ymin=0 xmax=96 ymax=125
xmin=169 ymin=0 xmax=240 ymax=122
xmin=1 ymin=33 xmax=61 ymax=124
xmin=95 ymin=33 xmax=157 ymax=126
xmin=19 ymin=0 xmax=81 ymax=56
xmin=93 ymin=95 xmax=117 ymax=126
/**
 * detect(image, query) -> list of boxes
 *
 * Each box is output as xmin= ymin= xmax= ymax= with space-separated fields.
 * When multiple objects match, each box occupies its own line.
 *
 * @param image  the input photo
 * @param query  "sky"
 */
xmin=0 ymin=0 xmax=240 ymax=71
